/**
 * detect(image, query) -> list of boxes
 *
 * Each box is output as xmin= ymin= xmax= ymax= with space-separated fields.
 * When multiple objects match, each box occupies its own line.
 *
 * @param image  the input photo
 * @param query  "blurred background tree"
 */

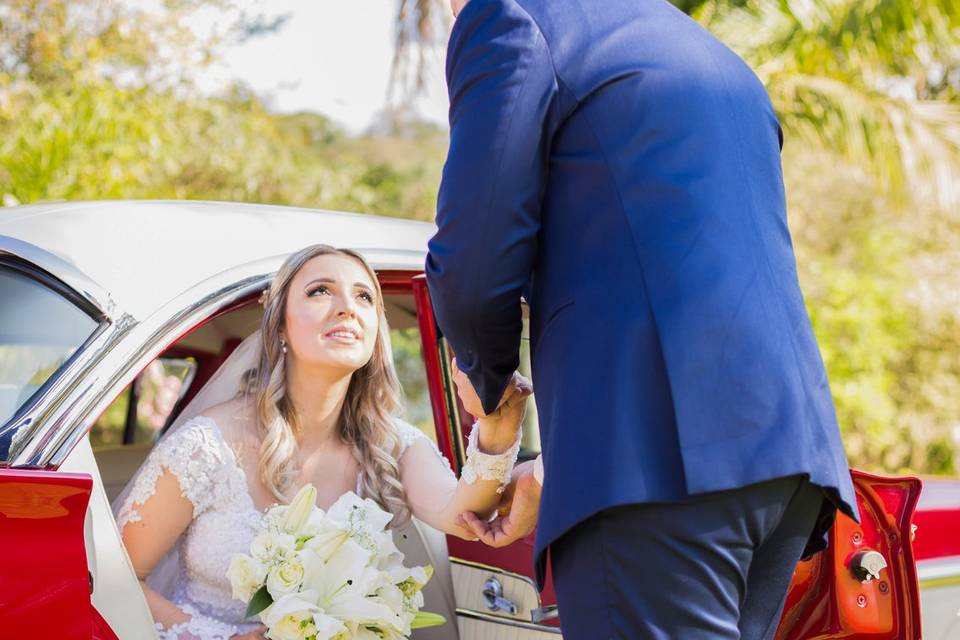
xmin=2 ymin=0 xmax=959 ymax=474
xmin=0 ymin=0 xmax=445 ymax=219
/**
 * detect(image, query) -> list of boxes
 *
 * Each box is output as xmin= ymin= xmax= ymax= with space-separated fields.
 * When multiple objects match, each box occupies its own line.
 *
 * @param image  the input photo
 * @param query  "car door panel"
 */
xmin=0 ymin=468 xmax=98 ymax=639
xmin=777 ymin=472 xmax=922 ymax=639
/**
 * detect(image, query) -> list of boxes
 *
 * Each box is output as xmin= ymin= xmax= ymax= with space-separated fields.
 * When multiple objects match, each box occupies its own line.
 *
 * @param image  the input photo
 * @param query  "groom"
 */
xmin=427 ymin=0 xmax=858 ymax=637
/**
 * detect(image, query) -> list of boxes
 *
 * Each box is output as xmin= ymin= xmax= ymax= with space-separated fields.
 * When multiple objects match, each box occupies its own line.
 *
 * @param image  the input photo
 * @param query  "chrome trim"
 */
xmin=455 ymin=608 xmax=563 ymax=635
xmin=14 ymin=257 xmax=283 ymax=467
xmin=4 ymin=319 xmax=132 ymax=464
xmin=0 ymin=235 xmax=118 ymax=320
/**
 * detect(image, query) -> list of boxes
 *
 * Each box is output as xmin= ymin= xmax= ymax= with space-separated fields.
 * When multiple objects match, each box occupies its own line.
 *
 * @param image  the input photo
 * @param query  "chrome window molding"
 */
xmin=2 ymin=319 xmax=129 ymax=463
xmin=0 ymin=250 xmax=126 ymax=463
xmin=0 ymin=235 xmax=117 ymax=320
xmin=455 ymin=608 xmax=563 ymax=635
xmin=13 ymin=257 xmax=284 ymax=467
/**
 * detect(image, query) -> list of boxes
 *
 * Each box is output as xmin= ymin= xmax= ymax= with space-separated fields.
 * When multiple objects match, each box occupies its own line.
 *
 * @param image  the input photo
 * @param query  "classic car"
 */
xmin=0 ymin=200 xmax=936 ymax=639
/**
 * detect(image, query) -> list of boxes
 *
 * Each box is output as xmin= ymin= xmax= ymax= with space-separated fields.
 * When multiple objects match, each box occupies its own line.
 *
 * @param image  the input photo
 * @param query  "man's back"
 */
xmin=429 ymin=0 xmax=856 ymax=594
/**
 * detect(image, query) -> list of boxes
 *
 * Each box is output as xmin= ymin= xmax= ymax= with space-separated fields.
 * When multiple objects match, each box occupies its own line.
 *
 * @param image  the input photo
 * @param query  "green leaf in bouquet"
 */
xmin=245 ymin=585 xmax=273 ymax=619
xmin=410 ymin=611 xmax=447 ymax=629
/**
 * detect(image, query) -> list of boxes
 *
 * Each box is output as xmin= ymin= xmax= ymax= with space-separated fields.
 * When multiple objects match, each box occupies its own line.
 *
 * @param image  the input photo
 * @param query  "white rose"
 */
xmin=266 ymin=556 xmax=306 ymax=597
xmin=252 ymin=531 xmax=296 ymax=563
xmin=226 ymin=554 xmax=265 ymax=602
xmin=262 ymin=594 xmax=321 ymax=640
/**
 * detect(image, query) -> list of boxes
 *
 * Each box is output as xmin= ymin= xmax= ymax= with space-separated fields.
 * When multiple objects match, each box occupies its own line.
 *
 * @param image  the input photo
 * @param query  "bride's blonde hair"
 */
xmin=247 ymin=244 xmax=410 ymax=528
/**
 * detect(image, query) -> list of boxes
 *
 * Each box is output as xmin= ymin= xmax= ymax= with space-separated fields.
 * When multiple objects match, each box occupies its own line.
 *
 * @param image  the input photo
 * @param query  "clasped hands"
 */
xmin=450 ymin=357 xmax=542 ymax=547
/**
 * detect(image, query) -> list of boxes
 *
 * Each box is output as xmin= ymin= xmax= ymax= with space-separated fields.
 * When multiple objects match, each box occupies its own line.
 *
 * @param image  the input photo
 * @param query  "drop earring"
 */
xmin=280 ymin=338 xmax=288 ymax=354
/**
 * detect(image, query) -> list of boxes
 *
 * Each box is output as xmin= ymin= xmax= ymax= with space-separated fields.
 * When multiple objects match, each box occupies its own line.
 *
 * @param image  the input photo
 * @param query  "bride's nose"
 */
xmin=333 ymin=294 xmax=359 ymax=319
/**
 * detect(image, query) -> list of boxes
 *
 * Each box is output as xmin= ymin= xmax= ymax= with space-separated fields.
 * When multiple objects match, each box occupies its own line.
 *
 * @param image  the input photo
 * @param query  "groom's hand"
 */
xmin=451 ymin=357 xmax=532 ymax=451
xmin=451 ymin=358 xmax=532 ymax=420
xmin=457 ymin=459 xmax=542 ymax=547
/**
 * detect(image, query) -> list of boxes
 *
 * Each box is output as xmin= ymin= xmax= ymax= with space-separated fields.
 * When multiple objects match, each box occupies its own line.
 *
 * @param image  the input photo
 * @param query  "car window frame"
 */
xmin=0 ymin=256 xmax=110 ymax=461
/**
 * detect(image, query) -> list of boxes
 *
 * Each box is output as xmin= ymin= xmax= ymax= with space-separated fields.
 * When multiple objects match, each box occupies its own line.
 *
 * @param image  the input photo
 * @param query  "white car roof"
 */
xmin=0 ymin=200 xmax=434 ymax=319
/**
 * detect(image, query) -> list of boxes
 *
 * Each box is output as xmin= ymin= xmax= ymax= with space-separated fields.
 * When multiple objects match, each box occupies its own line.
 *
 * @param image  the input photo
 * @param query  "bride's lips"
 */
xmin=323 ymin=325 xmax=362 ymax=344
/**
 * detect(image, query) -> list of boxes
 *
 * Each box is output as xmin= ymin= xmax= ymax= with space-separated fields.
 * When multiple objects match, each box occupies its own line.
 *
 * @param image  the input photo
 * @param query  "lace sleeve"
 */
xmin=116 ymin=417 xmax=229 ymax=531
xmin=155 ymin=616 xmax=237 ymax=640
xmin=396 ymin=419 xmax=455 ymax=478
xmin=155 ymin=607 xmax=239 ymax=640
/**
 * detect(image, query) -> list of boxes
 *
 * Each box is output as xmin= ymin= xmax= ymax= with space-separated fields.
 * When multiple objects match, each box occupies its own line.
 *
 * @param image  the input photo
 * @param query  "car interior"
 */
xmin=61 ymin=293 xmax=462 ymax=639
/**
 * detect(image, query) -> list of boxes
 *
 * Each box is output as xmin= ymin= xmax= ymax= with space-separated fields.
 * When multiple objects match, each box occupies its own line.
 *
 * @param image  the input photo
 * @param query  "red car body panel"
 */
xmin=911 ymin=479 xmax=960 ymax=561
xmin=0 ymin=469 xmax=102 ymax=639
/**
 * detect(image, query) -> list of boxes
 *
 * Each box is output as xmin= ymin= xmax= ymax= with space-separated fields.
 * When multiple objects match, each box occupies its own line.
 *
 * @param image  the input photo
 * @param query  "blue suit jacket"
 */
xmin=426 ymin=0 xmax=857 ymax=589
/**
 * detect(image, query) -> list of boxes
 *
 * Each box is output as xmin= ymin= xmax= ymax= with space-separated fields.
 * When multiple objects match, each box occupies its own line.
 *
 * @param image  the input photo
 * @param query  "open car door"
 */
xmin=0 ymin=469 xmax=119 ymax=640
xmin=0 ymin=242 xmax=124 ymax=640
xmin=413 ymin=276 xmax=923 ymax=639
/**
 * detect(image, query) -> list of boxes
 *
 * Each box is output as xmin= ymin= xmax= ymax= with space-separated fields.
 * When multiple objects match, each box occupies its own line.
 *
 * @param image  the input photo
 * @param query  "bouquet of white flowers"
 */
xmin=227 ymin=484 xmax=446 ymax=640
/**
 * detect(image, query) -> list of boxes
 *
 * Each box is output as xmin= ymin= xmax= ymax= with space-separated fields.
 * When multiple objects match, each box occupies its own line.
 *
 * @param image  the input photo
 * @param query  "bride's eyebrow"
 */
xmin=303 ymin=278 xmax=374 ymax=294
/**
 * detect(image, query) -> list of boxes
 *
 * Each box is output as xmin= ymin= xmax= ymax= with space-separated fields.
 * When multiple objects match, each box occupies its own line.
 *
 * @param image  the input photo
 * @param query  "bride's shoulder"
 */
xmin=195 ymin=397 xmax=257 ymax=444
xmin=391 ymin=419 xmax=453 ymax=466
xmin=392 ymin=418 xmax=429 ymax=450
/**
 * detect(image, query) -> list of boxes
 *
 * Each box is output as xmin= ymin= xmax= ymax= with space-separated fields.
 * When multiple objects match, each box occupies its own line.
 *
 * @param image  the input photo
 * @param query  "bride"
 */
xmin=115 ymin=245 xmax=533 ymax=639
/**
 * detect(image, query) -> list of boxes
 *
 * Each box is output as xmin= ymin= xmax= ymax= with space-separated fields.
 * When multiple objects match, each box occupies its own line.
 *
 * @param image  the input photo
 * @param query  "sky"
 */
xmin=193 ymin=0 xmax=451 ymax=134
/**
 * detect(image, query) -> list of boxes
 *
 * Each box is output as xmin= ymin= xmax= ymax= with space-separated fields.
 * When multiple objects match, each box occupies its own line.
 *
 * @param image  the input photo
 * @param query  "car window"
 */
xmin=391 ymin=327 xmax=438 ymax=442
xmin=90 ymin=357 xmax=197 ymax=449
xmin=0 ymin=265 xmax=100 ymax=433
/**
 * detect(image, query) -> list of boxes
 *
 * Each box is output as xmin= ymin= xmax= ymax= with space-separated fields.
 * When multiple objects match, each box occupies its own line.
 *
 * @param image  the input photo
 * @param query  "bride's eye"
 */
xmin=357 ymin=291 xmax=374 ymax=304
xmin=307 ymin=285 xmax=330 ymax=297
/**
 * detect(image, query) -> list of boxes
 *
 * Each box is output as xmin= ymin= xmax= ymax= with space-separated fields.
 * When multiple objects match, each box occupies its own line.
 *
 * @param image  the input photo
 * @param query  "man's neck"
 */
xmin=451 ymin=0 xmax=470 ymax=18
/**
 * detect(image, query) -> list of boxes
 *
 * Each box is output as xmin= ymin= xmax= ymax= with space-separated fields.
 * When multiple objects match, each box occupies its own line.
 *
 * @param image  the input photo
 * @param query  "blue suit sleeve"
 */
xmin=426 ymin=0 xmax=560 ymax=415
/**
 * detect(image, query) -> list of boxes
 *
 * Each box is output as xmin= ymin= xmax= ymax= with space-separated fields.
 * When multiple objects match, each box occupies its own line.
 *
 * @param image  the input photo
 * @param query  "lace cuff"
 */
xmin=155 ymin=612 xmax=238 ymax=640
xmin=461 ymin=422 xmax=522 ymax=493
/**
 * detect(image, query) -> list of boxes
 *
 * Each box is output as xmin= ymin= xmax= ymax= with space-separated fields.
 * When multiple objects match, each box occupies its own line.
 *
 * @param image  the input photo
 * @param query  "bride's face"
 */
xmin=282 ymin=253 xmax=380 ymax=374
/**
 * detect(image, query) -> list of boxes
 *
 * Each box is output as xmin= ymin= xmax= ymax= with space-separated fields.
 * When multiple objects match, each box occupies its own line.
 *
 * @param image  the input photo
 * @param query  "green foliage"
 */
xmin=0 ymin=0 xmax=444 ymax=219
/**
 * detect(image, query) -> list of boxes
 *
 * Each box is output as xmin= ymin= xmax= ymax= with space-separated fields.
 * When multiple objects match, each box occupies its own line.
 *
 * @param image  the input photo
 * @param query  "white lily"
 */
xmin=281 ymin=484 xmax=318 ymax=534
xmin=301 ymin=539 xmax=399 ymax=633
xmin=326 ymin=491 xmax=394 ymax=534
xmin=301 ymin=517 xmax=350 ymax=562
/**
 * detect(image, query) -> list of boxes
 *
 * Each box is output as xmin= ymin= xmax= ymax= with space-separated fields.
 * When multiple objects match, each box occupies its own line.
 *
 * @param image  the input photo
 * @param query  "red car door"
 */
xmin=413 ymin=276 xmax=924 ymax=639
xmin=0 ymin=469 xmax=108 ymax=639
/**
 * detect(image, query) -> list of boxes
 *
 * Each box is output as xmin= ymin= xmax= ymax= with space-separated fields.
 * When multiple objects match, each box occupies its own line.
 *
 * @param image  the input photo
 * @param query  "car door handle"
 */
xmin=531 ymin=604 xmax=559 ymax=623
xmin=482 ymin=577 xmax=519 ymax=615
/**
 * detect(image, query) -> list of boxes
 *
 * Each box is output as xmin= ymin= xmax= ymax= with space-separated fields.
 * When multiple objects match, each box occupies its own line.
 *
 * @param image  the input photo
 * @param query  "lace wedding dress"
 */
xmin=117 ymin=415 xmax=451 ymax=640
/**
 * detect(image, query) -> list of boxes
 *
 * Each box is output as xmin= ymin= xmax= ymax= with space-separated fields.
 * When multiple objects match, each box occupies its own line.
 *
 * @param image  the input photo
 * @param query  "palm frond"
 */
xmin=388 ymin=0 xmax=448 ymax=108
